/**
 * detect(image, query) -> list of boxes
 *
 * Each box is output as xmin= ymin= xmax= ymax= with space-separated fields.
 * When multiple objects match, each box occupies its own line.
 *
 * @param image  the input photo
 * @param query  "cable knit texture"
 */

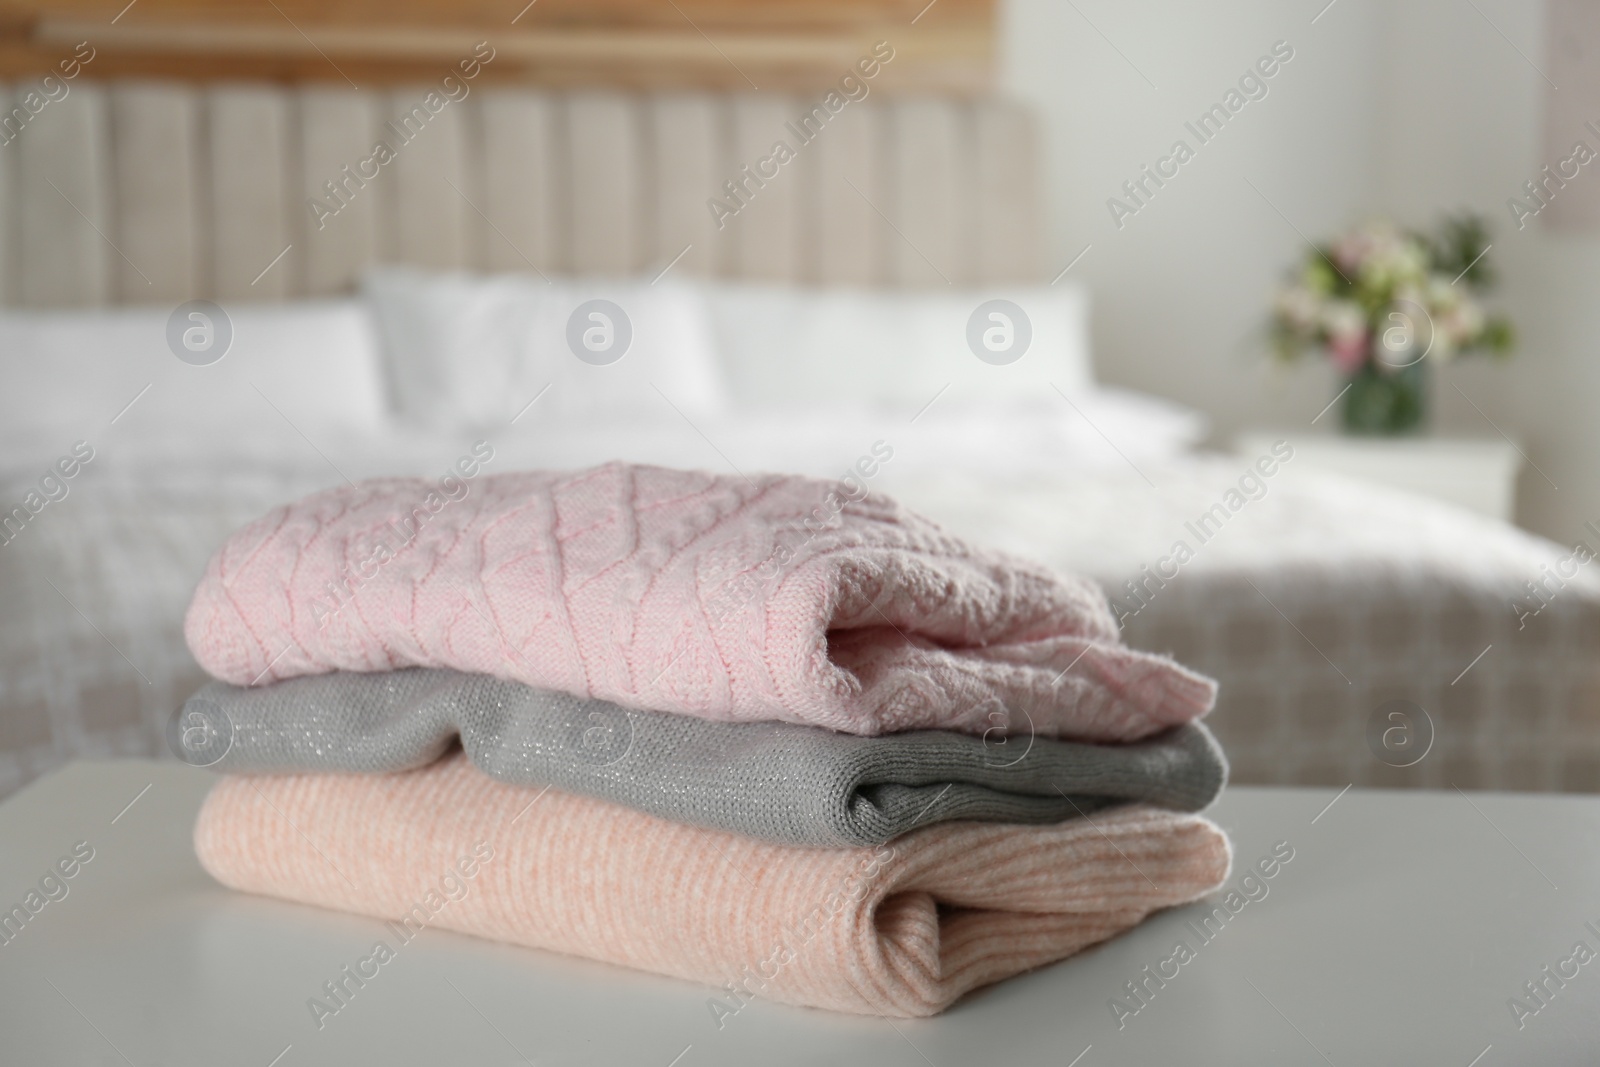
xmin=193 ymin=754 xmax=1233 ymax=1016
xmin=184 ymin=463 xmax=1215 ymax=739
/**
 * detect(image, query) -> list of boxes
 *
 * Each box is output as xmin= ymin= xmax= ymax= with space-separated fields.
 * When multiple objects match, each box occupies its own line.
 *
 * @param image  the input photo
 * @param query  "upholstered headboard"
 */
xmin=0 ymin=83 xmax=1042 ymax=307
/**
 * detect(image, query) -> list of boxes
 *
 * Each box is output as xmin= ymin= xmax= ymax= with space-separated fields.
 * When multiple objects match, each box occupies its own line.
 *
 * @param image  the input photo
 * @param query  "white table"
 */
xmin=1235 ymin=432 xmax=1522 ymax=521
xmin=2 ymin=760 xmax=1596 ymax=1065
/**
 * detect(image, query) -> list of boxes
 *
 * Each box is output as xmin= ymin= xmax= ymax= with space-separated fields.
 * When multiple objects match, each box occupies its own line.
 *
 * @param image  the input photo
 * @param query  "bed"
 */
xmin=2 ymin=81 xmax=1596 ymax=799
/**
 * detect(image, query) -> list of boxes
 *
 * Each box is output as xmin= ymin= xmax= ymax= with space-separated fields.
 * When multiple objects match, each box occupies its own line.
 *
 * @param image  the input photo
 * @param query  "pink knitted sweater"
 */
xmin=194 ymin=754 xmax=1232 ymax=1016
xmin=185 ymin=463 xmax=1215 ymax=739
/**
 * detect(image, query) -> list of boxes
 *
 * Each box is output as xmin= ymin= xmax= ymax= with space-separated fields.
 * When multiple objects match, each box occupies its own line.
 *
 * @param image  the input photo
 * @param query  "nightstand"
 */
xmin=1234 ymin=432 xmax=1522 ymax=522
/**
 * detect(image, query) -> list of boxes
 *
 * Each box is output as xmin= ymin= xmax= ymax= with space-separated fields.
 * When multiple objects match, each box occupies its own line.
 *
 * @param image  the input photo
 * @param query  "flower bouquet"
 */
xmin=1269 ymin=216 xmax=1513 ymax=434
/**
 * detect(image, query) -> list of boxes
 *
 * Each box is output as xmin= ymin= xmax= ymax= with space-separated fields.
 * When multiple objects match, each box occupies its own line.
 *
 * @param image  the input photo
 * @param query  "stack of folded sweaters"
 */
xmin=180 ymin=462 xmax=1232 ymax=1017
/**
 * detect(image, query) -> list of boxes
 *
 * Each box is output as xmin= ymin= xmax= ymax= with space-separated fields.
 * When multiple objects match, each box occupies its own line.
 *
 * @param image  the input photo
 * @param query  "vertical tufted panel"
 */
xmin=208 ymin=87 xmax=294 ymax=301
xmin=887 ymin=98 xmax=970 ymax=287
xmin=297 ymin=88 xmax=378 ymax=296
xmin=727 ymin=95 xmax=802 ymax=282
xmin=0 ymin=83 xmax=1043 ymax=304
xmin=0 ymin=88 xmax=13 ymax=305
xmin=647 ymin=94 xmax=721 ymax=278
xmin=478 ymin=91 xmax=560 ymax=277
xmin=16 ymin=81 xmax=111 ymax=307
xmin=110 ymin=83 xmax=201 ymax=303
xmin=383 ymin=86 xmax=469 ymax=270
xmin=566 ymin=93 xmax=641 ymax=276
xmin=813 ymin=101 xmax=886 ymax=287
xmin=974 ymin=99 xmax=1042 ymax=284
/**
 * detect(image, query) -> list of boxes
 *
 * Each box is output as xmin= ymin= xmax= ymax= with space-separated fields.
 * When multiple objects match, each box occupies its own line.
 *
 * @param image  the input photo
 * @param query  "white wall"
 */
xmin=999 ymin=0 xmax=1595 ymax=541
xmin=1374 ymin=0 xmax=1600 ymax=542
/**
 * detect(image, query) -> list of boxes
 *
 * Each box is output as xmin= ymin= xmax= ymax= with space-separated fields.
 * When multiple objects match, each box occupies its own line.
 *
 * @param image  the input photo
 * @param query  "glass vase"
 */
xmin=1341 ymin=360 xmax=1426 ymax=436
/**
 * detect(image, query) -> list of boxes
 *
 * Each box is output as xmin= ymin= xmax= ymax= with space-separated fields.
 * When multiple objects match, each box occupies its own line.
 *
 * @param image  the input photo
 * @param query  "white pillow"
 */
xmin=0 ymin=299 xmax=388 ymax=448
xmin=363 ymin=268 xmax=728 ymax=429
xmin=704 ymin=282 xmax=1096 ymax=412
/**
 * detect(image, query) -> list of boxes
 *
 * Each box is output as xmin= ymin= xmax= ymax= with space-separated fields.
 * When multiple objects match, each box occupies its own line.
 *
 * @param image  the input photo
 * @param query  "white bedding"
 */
xmin=1 ymin=282 xmax=1593 ymax=798
xmin=0 ymin=391 xmax=1200 ymax=793
xmin=896 ymin=458 xmax=1600 ymax=793
xmin=2 ymin=415 xmax=1595 ymax=798
xmin=0 ymin=300 xmax=390 ymax=442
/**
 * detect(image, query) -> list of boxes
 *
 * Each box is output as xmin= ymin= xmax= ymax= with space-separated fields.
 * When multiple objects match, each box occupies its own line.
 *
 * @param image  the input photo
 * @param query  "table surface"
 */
xmin=1 ymin=761 xmax=1596 ymax=1066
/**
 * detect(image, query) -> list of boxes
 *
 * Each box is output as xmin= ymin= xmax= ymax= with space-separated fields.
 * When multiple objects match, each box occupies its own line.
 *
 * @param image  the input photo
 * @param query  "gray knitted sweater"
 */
xmin=177 ymin=669 xmax=1226 ymax=847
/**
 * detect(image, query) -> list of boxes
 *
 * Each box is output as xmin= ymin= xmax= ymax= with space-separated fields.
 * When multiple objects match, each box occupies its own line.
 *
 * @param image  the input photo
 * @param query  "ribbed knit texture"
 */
xmin=194 ymin=754 xmax=1232 ymax=1016
xmin=183 ymin=462 xmax=1216 ymax=740
xmin=183 ymin=669 xmax=1228 ymax=847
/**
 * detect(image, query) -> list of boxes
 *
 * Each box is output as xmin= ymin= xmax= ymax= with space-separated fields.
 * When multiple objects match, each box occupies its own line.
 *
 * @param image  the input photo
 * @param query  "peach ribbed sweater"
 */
xmin=194 ymin=754 xmax=1232 ymax=1016
xmin=184 ymin=462 xmax=1215 ymax=740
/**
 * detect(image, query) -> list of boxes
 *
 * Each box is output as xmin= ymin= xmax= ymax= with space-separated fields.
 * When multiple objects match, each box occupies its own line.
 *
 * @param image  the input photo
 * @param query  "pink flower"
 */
xmin=1332 ymin=233 xmax=1372 ymax=275
xmin=1328 ymin=329 xmax=1368 ymax=375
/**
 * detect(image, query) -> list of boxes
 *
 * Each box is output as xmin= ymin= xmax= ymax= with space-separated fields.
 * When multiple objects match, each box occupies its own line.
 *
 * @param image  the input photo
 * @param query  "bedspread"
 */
xmin=4 ymin=435 xmax=1596 ymax=797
